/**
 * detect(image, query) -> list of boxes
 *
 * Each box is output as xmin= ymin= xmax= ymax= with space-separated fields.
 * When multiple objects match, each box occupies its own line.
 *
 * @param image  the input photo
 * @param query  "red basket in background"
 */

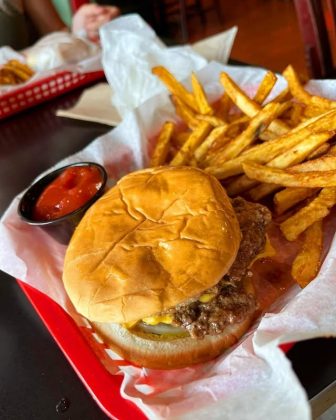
xmin=0 ymin=70 xmax=105 ymax=120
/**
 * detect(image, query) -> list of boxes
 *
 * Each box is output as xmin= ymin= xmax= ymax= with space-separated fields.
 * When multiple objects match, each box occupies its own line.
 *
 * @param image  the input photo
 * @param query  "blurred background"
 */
xmin=90 ymin=0 xmax=307 ymax=76
xmin=52 ymin=0 xmax=307 ymax=76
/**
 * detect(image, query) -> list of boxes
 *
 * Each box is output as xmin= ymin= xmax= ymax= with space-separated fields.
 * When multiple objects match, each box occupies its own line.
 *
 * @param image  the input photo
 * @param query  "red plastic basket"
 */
xmin=16 ymin=279 xmax=294 ymax=419
xmin=0 ymin=70 xmax=104 ymax=120
xmin=17 ymin=280 xmax=147 ymax=420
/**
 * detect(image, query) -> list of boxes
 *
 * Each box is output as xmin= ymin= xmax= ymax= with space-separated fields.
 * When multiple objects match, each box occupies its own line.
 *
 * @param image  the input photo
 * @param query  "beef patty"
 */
xmin=165 ymin=197 xmax=272 ymax=339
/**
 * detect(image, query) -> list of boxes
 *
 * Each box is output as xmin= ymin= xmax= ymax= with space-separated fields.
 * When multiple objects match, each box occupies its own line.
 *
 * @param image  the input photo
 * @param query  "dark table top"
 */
xmin=1 ymin=86 xmax=336 ymax=420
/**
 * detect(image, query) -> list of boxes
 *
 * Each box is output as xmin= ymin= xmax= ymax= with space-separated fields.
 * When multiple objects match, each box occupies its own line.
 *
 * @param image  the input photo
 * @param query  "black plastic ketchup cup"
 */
xmin=18 ymin=162 xmax=107 ymax=245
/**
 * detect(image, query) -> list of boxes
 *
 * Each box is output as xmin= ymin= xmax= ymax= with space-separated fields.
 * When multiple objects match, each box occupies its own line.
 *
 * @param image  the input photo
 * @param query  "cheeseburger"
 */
xmin=63 ymin=166 xmax=271 ymax=369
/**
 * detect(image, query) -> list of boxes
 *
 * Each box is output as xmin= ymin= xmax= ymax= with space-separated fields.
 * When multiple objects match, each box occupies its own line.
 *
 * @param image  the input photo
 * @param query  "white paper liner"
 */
xmin=1 ymin=62 xmax=336 ymax=419
xmin=100 ymin=14 xmax=207 ymax=118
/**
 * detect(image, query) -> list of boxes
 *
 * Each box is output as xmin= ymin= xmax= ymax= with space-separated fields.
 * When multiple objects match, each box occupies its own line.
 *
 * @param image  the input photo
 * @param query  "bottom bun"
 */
xmin=91 ymin=314 xmax=255 ymax=370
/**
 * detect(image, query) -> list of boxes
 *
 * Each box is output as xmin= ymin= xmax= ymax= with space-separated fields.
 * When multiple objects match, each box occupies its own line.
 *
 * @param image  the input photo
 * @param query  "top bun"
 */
xmin=63 ymin=166 xmax=240 ymax=323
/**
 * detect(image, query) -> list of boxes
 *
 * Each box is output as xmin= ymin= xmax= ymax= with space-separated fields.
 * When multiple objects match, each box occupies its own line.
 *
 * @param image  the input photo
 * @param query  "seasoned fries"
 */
xmin=253 ymin=71 xmax=277 ymax=104
xmin=242 ymin=162 xmax=336 ymax=188
xmin=291 ymin=221 xmax=323 ymax=288
xmin=150 ymin=64 xmax=336 ymax=286
xmin=191 ymin=73 xmax=213 ymax=115
xmin=246 ymin=132 xmax=334 ymax=200
xmin=196 ymin=115 xmax=226 ymax=127
xmin=307 ymin=143 xmax=330 ymax=159
xmin=0 ymin=59 xmax=34 ymax=85
xmin=172 ymin=96 xmax=199 ymax=130
xmin=283 ymin=65 xmax=336 ymax=110
xmin=150 ymin=121 xmax=175 ymax=167
xmin=170 ymin=121 xmax=211 ymax=166
xmin=207 ymin=110 xmax=336 ymax=179
xmin=152 ymin=66 xmax=199 ymax=113
xmin=220 ymin=72 xmax=290 ymax=135
xmin=194 ymin=125 xmax=229 ymax=162
xmin=289 ymin=154 xmax=336 ymax=172
xmin=217 ymin=102 xmax=290 ymax=161
xmin=280 ymin=188 xmax=336 ymax=241
xmin=274 ymin=187 xmax=318 ymax=215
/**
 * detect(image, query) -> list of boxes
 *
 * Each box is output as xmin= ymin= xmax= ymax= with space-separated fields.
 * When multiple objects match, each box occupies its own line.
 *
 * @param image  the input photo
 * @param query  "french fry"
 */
xmin=220 ymin=72 xmax=290 ymax=135
xmin=274 ymin=187 xmax=318 ymax=215
xmin=170 ymin=121 xmax=211 ymax=166
xmin=289 ymin=109 xmax=335 ymax=133
xmin=207 ymin=109 xmax=336 ymax=179
xmin=225 ymin=115 xmax=250 ymax=137
xmin=283 ymin=65 xmax=336 ymax=109
xmin=152 ymin=66 xmax=199 ymax=113
xmin=2 ymin=63 xmax=30 ymax=82
xmin=280 ymin=188 xmax=336 ymax=241
xmin=215 ymin=92 xmax=233 ymax=121
xmin=282 ymin=65 xmax=312 ymax=103
xmin=247 ymin=182 xmax=281 ymax=201
xmin=8 ymin=59 xmax=34 ymax=77
xmin=253 ymin=71 xmax=277 ymax=104
xmin=206 ymin=134 xmax=233 ymax=154
xmin=258 ymin=130 xmax=278 ymax=141
xmin=303 ymin=105 xmax=326 ymax=119
xmin=0 ymin=76 xmax=12 ymax=84
xmin=203 ymin=137 xmax=237 ymax=168
xmin=269 ymin=132 xmax=333 ymax=168
xmin=244 ymin=131 xmax=333 ymax=200
xmin=307 ymin=143 xmax=330 ymax=159
xmin=196 ymin=115 xmax=227 ymax=127
xmin=172 ymin=95 xmax=199 ymax=130
xmin=289 ymin=154 xmax=336 ymax=172
xmin=218 ymin=102 xmax=290 ymax=161
xmin=243 ymin=162 xmax=336 ymax=188
xmin=191 ymin=73 xmax=213 ymax=115
xmin=291 ymin=220 xmax=323 ymax=288
xmin=148 ymin=64 xmax=336 ymax=292
xmin=227 ymin=131 xmax=332 ymax=197
xmin=225 ymin=174 xmax=257 ymax=196
xmin=0 ymin=59 xmax=34 ymax=85
xmin=0 ymin=71 xmax=16 ymax=84
xmin=194 ymin=125 xmax=229 ymax=162
xmin=328 ymin=144 xmax=336 ymax=154
xmin=287 ymin=102 xmax=304 ymax=127
xmin=150 ymin=121 xmax=175 ymax=167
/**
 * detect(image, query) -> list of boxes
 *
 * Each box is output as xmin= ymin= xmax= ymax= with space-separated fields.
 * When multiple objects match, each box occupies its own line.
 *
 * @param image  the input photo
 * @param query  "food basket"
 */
xmin=0 ymin=70 xmax=104 ymax=120
xmin=16 ymin=278 xmax=294 ymax=419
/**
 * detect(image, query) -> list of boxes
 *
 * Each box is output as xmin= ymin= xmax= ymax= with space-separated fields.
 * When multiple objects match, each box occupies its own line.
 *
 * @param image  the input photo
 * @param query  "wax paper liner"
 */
xmin=100 ymin=14 xmax=237 ymax=118
xmin=1 ymin=62 xmax=336 ymax=419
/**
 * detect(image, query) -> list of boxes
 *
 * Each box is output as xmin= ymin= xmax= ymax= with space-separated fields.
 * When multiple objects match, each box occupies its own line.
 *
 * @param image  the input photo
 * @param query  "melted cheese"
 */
xmin=249 ymin=234 xmax=276 ymax=267
xmin=139 ymin=293 xmax=216 ymax=326
xmin=199 ymin=293 xmax=215 ymax=303
xmin=142 ymin=315 xmax=173 ymax=325
xmin=123 ymin=320 xmax=138 ymax=329
xmin=127 ymin=241 xmax=275 ymax=330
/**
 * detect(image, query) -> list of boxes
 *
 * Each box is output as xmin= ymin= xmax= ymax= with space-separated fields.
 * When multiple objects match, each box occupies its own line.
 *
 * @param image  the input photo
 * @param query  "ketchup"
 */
xmin=33 ymin=166 xmax=103 ymax=221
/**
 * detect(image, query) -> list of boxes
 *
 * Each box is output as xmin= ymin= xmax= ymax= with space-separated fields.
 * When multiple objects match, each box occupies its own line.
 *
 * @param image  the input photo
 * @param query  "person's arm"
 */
xmin=22 ymin=0 xmax=67 ymax=36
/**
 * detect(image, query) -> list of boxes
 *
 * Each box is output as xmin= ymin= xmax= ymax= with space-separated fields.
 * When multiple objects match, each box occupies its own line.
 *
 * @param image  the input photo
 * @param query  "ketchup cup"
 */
xmin=18 ymin=162 xmax=107 ymax=244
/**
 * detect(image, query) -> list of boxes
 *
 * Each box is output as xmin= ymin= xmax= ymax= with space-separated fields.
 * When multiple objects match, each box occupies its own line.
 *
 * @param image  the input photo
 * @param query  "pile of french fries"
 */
xmin=0 ymin=59 xmax=34 ymax=85
xmin=150 ymin=64 xmax=336 ymax=289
